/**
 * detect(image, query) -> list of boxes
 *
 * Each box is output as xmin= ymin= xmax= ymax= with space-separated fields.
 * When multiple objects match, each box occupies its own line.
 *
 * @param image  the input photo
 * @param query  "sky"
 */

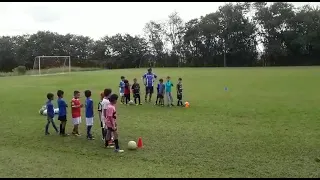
xmin=0 ymin=2 xmax=320 ymax=41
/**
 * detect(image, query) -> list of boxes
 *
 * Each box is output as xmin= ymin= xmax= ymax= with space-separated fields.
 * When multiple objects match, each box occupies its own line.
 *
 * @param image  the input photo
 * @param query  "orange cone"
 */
xmin=137 ymin=137 xmax=143 ymax=148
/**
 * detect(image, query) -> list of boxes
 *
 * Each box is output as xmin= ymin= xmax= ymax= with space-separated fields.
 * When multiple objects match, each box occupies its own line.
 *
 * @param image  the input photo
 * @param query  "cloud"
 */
xmin=25 ymin=5 xmax=62 ymax=23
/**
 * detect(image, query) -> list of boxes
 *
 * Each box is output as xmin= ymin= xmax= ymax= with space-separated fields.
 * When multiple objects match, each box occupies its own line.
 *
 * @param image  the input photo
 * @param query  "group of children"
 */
xmin=45 ymin=88 xmax=124 ymax=153
xmin=43 ymin=72 xmax=183 ymax=153
xmin=119 ymin=76 xmax=183 ymax=107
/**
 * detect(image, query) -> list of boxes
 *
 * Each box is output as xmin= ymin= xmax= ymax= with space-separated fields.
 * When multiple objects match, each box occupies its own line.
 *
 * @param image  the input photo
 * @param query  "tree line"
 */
xmin=1 ymin=2 xmax=320 ymax=72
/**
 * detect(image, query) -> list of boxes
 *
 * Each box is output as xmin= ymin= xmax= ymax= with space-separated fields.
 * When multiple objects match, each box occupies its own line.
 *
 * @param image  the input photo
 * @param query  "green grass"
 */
xmin=0 ymin=67 xmax=319 ymax=178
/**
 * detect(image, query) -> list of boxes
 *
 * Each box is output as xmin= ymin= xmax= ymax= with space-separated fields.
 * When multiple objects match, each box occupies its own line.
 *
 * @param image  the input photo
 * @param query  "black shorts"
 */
xmin=145 ymin=86 xmax=154 ymax=94
xmin=157 ymin=94 xmax=164 ymax=99
xmin=134 ymin=93 xmax=140 ymax=98
xmin=58 ymin=115 xmax=67 ymax=121
xmin=177 ymin=94 xmax=183 ymax=100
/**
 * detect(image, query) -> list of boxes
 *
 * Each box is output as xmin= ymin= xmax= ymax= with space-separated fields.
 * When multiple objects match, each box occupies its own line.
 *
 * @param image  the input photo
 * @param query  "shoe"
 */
xmin=139 ymin=103 xmax=142 ymax=105
xmin=114 ymin=149 xmax=124 ymax=153
xmin=105 ymin=145 xmax=115 ymax=149
xmin=45 ymin=132 xmax=50 ymax=135
xmin=87 ymin=137 xmax=95 ymax=140
xmin=102 ymin=137 xmax=105 ymax=141
xmin=75 ymin=133 xmax=81 ymax=136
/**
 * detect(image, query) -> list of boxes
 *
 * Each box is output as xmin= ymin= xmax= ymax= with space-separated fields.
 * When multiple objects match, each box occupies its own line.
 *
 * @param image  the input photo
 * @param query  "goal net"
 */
xmin=32 ymin=56 xmax=71 ymax=76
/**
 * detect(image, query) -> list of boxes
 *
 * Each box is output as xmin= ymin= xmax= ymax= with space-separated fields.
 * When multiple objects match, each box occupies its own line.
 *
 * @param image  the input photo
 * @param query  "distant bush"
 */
xmin=13 ymin=66 xmax=27 ymax=75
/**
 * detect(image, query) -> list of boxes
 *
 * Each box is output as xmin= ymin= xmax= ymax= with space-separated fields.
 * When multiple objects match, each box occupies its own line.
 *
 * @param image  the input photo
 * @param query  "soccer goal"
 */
xmin=32 ymin=56 xmax=71 ymax=76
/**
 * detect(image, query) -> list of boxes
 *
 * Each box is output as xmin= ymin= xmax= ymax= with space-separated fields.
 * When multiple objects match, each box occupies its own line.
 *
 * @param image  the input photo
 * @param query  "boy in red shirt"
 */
xmin=123 ymin=79 xmax=131 ymax=105
xmin=105 ymin=94 xmax=124 ymax=153
xmin=71 ymin=90 xmax=83 ymax=136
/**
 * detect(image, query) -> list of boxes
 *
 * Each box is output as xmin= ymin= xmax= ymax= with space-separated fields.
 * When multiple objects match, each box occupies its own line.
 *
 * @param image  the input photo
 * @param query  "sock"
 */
xmin=114 ymin=139 xmax=119 ymax=149
xmin=156 ymin=98 xmax=158 ymax=104
xmin=59 ymin=124 xmax=62 ymax=134
xmin=134 ymin=97 xmax=137 ymax=104
xmin=87 ymin=126 xmax=90 ymax=137
xmin=139 ymin=97 xmax=141 ymax=104
xmin=88 ymin=126 xmax=92 ymax=137
xmin=105 ymin=139 xmax=109 ymax=147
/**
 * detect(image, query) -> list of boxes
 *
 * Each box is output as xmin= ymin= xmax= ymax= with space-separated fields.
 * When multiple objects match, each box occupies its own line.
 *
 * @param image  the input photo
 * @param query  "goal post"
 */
xmin=32 ymin=56 xmax=71 ymax=75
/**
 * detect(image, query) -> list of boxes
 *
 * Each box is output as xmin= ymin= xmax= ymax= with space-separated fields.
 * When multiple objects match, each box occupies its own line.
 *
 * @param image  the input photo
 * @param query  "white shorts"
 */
xmin=86 ymin=117 xmax=94 ymax=126
xmin=119 ymin=88 xmax=124 ymax=96
xmin=72 ymin=117 xmax=81 ymax=125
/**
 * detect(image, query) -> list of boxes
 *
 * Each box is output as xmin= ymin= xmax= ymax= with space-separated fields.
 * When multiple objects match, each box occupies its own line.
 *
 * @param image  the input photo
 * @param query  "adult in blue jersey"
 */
xmin=142 ymin=68 xmax=157 ymax=102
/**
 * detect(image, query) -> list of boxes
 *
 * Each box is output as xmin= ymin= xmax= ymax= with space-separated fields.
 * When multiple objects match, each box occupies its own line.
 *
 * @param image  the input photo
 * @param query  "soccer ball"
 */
xmin=128 ymin=141 xmax=137 ymax=150
xmin=39 ymin=105 xmax=46 ymax=115
xmin=128 ymin=100 xmax=135 ymax=105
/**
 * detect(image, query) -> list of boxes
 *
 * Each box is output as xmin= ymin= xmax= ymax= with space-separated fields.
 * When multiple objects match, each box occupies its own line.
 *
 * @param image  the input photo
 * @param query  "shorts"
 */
xmin=177 ymin=94 xmax=183 ymax=100
xmin=58 ymin=115 xmax=67 ymax=121
xmin=157 ymin=94 xmax=164 ymax=99
xmin=72 ymin=117 xmax=81 ymax=125
xmin=133 ymin=93 xmax=140 ymax=98
xmin=145 ymin=86 xmax=154 ymax=94
xmin=119 ymin=88 xmax=124 ymax=96
xmin=86 ymin=117 xmax=94 ymax=126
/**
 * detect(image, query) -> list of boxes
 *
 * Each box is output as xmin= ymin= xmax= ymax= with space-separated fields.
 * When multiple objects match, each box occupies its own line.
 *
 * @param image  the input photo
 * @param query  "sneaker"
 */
xmin=139 ymin=103 xmax=142 ymax=105
xmin=62 ymin=133 xmax=69 ymax=137
xmin=75 ymin=133 xmax=81 ymax=136
xmin=135 ymin=104 xmax=138 ymax=106
xmin=102 ymin=137 xmax=105 ymax=141
xmin=114 ymin=149 xmax=124 ymax=153
xmin=45 ymin=132 xmax=50 ymax=135
xmin=87 ymin=137 xmax=95 ymax=140
xmin=105 ymin=145 xmax=115 ymax=149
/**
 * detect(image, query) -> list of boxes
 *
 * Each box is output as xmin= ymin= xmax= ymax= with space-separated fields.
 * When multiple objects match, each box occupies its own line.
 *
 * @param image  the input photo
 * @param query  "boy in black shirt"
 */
xmin=131 ymin=78 xmax=142 ymax=105
xmin=176 ymin=78 xmax=183 ymax=106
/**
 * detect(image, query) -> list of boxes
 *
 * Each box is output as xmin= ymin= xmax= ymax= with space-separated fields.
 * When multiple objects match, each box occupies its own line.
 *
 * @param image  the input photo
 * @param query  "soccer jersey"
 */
xmin=101 ymin=98 xmax=110 ymax=121
xmin=157 ymin=83 xmax=165 ymax=94
xmin=57 ymin=98 xmax=67 ymax=116
xmin=98 ymin=100 xmax=102 ymax=112
xmin=105 ymin=104 xmax=117 ymax=128
xmin=124 ymin=83 xmax=130 ymax=95
xmin=142 ymin=73 xmax=157 ymax=87
xmin=177 ymin=82 xmax=183 ymax=94
xmin=119 ymin=81 xmax=125 ymax=93
xmin=85 ymin=98 xmax=94 ymax=118
xmin=46 ymin=100 xmax=54 ymax=118
xmin=71 ymin=98 xmax=81 ymax=118
xmin=165 ymin=81 xmax=173 ymax=92
xmin=132 ymin=83 xmax=140 ymax=94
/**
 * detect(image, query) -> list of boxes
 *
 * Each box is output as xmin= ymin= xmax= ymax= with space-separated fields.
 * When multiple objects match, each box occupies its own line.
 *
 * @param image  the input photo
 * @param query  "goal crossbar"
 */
xmin=33 ymin=56 xmax=71 ymax=75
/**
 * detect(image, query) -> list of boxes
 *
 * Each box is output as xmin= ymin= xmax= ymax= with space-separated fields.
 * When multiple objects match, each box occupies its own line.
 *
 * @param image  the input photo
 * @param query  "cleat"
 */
xmin=114 ymin=149 xmax=124 ymax=153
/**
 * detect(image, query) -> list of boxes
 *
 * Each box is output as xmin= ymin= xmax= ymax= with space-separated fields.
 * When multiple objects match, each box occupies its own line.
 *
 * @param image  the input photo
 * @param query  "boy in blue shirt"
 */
xmin=45 ymin=93 xmax=59 ymax=135
xmin=119 ymin=76 xmax=125 ymax=104
xmin=165 ymin=76 xmax=174 ymax=107
xmin=57 ymin=90 xmax=68 ymax=136
xmin=85 ymin=90 xmax=94 ymax=140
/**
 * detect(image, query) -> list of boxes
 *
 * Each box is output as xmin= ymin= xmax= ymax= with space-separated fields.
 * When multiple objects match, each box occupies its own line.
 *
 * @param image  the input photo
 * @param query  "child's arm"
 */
xmin=63 ymin=100 xmax=68 ymax=107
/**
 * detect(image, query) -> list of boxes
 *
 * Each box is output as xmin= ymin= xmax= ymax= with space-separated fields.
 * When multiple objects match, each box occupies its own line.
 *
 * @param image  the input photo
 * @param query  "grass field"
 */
xmin=0 ymin=67 xmax=319 ymax=178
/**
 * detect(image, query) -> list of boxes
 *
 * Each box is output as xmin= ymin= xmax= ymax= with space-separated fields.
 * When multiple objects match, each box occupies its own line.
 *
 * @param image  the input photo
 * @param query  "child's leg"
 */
xmin=49 ymin=118 xmax=59 ymax=132
xmin=113 ymin=130 xmax=120 ymax=150
xmin=61 ymin=121 xmax=66 ymax=134
xmin=166 ymin=93 xmax=171 ymax=105
xmin=138 ymin=94 xmax=141 ymax=104
xmin=134 ymin=94 xmax=137 ymax=104
xmin=59 ymin=123 xmax=62 ymax=134
xmin=169 ymin=93 xmax=174 ymax=105
xmin=45 ymin=118 xmax=51 ymax=134
xmin=105 ymin=128 xmax=113 ymax=147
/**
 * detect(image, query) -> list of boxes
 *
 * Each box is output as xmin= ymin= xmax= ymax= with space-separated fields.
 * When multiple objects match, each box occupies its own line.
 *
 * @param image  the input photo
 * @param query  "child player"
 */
xmin=98 ymin=92 xmax=104 ymax=140
xmin=155 ymin=79 xmax=165 ymax=106
xmin=57 ymin=90 xmax=68 ymax=136
xmin=165 ymin=76 xmax=174 ymax=107
xmin=101 ymin=88 xmax=114 ymax=145
xmin=119 ymin=76 xmax=125 ymax=104
xmin=124 ymin=79 xmax=131 ymax=105
xmin=71 ymin=90 xmax=83 ymax=136
xmin=85 ymin=90 xmax=94 ymax=140
xmin=105 ymin=94 xmax=124 ymax=153
xmin=45 ymin=93 xmax=59 ymax=135
xmin=131 ymin=78 xmax=142 ymax=105
xmin=176 ymin=78 xmax=183 ymax=106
